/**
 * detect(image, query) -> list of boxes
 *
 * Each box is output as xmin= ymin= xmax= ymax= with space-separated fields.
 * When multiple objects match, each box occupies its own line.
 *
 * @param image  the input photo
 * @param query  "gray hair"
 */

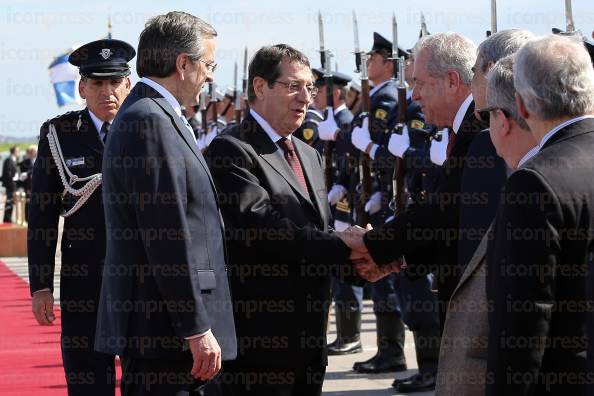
xmin=486 ymin=55 xmax=530 ymax=130
xmin=514 ymin=34 xmax=594 ymax=120
xmin=417 ymin=32 xmax=476 ymax=85
xmin=477 ymin=29 xmax=534 ymax=71
xmin=137 ymin=11 xmax=217 ymax=78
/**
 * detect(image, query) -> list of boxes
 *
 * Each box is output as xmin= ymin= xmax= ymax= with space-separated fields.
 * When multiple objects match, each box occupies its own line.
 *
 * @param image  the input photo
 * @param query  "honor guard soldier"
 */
xmin=314 ymin=68 xmax=366 ymax=355
xmin=27 ymin=39 xmax=135 ymax=396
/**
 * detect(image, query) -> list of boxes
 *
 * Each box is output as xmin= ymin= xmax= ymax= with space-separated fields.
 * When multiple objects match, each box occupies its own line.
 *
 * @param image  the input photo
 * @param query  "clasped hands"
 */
xmin=336 ymin=225 xmax=404 ymax=282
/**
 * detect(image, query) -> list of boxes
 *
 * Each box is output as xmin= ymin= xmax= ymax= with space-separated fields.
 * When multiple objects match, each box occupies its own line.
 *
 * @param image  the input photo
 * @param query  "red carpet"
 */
xmin=0 ymin=260 xmax=120 ymax=395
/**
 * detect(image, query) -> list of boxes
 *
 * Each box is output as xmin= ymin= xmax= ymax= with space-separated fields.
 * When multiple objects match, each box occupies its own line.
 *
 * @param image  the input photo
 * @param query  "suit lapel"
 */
xmin=242 ymin=116 xmax=316 ymax=210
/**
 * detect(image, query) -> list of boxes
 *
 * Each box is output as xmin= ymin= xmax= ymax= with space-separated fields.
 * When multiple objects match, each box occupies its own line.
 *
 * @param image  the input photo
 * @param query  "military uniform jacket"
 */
xmin=28 ymin=109 xmax=106 ymax=296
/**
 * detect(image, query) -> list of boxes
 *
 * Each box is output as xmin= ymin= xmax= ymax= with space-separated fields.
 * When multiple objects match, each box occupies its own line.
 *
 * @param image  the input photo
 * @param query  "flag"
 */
xmin=48 ymin=48 xmax=82 ymax=107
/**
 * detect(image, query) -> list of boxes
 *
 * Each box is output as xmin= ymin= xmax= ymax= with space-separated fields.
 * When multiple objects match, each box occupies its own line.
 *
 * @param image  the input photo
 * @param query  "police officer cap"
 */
xmin=369 ymin=32 xmax=410 ymax=59
xmin=311 ymin=68 xmax=352 ymax=87
xmin=69 ymin=39 xmax=136 ymax=80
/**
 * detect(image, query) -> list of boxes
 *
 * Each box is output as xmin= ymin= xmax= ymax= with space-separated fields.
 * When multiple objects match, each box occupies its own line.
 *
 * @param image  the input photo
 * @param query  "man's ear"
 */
xmin=125 ymin=77 xmax=132 ymax=91
xmin=445 ymin=70 xmax=461 ymax=91
xmin=252 ymin=77 xmax=266 ymax=100
xmin=78 ymin=79 xmax=86 ymax=99
xmin=500 ymin=110 xmax=512 ymax=137
xmin=175 ymin=53 xmax=188 ymax=79
xmin=515 ymin=93 xmax=530 ymax=121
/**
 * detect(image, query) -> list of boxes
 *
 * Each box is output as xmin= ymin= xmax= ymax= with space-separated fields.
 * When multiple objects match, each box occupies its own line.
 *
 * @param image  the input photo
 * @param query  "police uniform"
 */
xmin=27 ymin=39 xmax=135 ymax=396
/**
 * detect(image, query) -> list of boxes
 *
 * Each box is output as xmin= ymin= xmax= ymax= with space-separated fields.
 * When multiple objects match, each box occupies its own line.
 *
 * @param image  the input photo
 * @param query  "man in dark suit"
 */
xmin=341 ymin=33 xmax=486 ymax=329
xmin=17 ymin=145 xmax=37 ymax=220
xmin=96 ymin=12 xmax=236 ymax=396
xmin=2 ymin=146 xmax=19 ymax=223
xmin=206 ymin=44 xmax=363 ymax=396
xmin=486 ymin=34 xmax=594 ymax=396
xmin=28 ymin=38 xmax=134 ymax=396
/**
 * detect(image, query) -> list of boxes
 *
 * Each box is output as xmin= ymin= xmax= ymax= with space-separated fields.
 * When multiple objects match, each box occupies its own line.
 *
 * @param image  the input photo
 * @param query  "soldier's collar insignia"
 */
xmin=375 ymin=109 xmax=388 ymax=120
xmin=303 ymin=128 xmax=315 ymax=141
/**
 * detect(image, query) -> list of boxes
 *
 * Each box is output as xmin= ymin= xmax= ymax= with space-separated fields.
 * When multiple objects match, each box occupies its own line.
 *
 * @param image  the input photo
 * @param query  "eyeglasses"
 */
xmin=477 ymin=106 xmax=509 ymax=118
xmin=198 ymin=59 xmax=218 ymax=72
xmin=273 ymin=80 xmax=318 ymax=98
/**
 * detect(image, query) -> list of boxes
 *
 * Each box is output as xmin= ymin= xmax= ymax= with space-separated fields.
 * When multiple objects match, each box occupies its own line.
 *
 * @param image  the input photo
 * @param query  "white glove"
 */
xmin=364 ymin=191 xmax=383 ymax=215
xmin=388 ymin=125 xmax=410 ymax=158
xmin=318 ymin=108 xmax=339 ymax=141
xmin=327 ymin=184 xmax=347 ymax=206
xmin=430 ymin=128 xmax=449 ymax=166
xmin=334 ymin=219 xmax=350 ymax=232
xmin=204 ymin=126 xmax=218 ymax=148
xmin=196 ymin=134 xmax=206 ymax=151
xmin=19 ymin=172 xmax=28 ymax=182
xmin=351 ymin=117 xmax=371 ymax=153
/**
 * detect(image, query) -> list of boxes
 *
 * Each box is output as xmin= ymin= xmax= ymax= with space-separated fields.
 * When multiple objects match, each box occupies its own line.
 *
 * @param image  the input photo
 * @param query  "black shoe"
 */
xmin=392 ymin=373 xmax=416 ymax=388
xmin=328 ymin=339 xmax=363 ymax=356
xmin=352 ymin=351 xmax=407 ymax=373
xmin=395 ymin=372 xmax=436 ymax=393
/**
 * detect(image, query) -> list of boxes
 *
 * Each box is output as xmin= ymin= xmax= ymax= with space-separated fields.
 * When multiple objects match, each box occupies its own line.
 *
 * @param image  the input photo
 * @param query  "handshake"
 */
xmin=335 ymin=225 xmax=404 ymax=282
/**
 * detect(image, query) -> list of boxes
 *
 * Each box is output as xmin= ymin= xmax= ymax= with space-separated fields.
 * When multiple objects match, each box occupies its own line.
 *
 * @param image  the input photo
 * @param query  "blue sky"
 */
xmin=1 ymin=0 xmax=592 ymax=137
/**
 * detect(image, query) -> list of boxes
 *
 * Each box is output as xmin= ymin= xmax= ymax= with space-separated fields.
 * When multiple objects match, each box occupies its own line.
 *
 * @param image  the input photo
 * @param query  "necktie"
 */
xmin=101 ymin=122 xmax=110 ymax=144
xmin=446 ymin=129 xmax=456 ymax=158
xmin=277 ymin=137 xmax=310 ymax=196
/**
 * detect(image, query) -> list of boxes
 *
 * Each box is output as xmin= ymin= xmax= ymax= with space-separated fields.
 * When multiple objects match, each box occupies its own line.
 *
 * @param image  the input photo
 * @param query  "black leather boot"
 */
xmin=328 ymin=305 xmax=362 ymax=355
xmin=353 ymin=313 xmax=407 ymax=373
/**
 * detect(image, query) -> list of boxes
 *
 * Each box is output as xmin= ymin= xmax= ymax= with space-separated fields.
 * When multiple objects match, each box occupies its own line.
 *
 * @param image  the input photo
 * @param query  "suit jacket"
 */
xmin=436 ymin=231 xmax=491 ymax=396
xmin=486 ymin=117 xmax=594 ymax=396
xmin=1 ymin=156 xmax=17 ymax=190
xmin=364 ymin=102 xmax=487 ymax=306
xmin=95 ymin=82 xmax=236 ymax=360
xmin=28 ymin=109 xmax=106 ymax=300
xmin=18 ymin=157 xmax=34 ymax=192
xmin=205 ymin=114 xmax=352 ymax=368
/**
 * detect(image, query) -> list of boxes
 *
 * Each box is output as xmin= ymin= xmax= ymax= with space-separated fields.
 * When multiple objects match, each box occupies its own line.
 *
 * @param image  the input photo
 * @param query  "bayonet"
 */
xmin=420 ymin=12 xmax=429 ymax=37
xmin=491 ymin=0 xmax=498 ymax=34
xmin=318 ymin=11 xmax=326 ymax=70
xmin=565 ymin=0 xmax=575 ymax=32
xmin=352 ymin=10 xmax=362 ymax=73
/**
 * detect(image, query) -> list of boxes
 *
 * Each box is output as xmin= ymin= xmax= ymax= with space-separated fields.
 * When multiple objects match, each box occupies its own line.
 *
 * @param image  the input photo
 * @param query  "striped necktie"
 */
xmin=277 ymin=137 xmax=310 ymax=196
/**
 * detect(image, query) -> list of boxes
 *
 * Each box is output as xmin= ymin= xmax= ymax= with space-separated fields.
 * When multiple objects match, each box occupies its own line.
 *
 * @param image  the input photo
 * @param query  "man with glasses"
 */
xmin=206 ymin=44 xmax=366 ymax=396
xmin=96 ymin=12 xmax=236 ymax=395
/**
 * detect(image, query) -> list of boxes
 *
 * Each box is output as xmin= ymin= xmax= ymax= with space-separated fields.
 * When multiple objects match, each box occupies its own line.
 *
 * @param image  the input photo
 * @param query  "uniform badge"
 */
xmin=336 ymin=198 xmax=351 ymax=213
xmin=410 ymin=120 xmax=425 ymax=130
xmin=375 ymin=109 xmax=388 ymax=120
xmin=65 ymin=157 xmax=85 ymax=167
xmin=100 ymin=48 xmax=113 ymax=60
xmin=302 ymin=128 xmax=314 ymax=141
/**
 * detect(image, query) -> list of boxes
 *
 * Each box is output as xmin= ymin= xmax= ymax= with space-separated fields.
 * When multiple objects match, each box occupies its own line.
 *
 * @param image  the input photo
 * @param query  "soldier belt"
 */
xmin=47 ymin=123 xmax=102 ymax=217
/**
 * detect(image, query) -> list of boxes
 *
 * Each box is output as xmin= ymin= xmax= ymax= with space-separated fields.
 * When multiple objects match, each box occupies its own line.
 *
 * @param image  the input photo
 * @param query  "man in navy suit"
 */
xmin=96 ymin=12 xmax=236 ymax=396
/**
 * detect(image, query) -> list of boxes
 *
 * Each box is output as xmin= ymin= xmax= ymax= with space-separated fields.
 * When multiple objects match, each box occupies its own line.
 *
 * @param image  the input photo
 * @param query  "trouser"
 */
xmin=332 ymin=277 xmax=363 ymax=341
xmin=3 ymin=187 xmax=14 ymax=222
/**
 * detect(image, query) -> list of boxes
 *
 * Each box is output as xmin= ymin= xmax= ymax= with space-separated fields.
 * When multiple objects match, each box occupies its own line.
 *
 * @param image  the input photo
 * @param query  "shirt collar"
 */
xmin=140 ymin=77 xmax=183 ymax=118
xmin=517 ymin=145 xmax=539 ymax=168
xmin=538 ymin=115 xmax=594 ymax=151
xmin=334 ymin=103 xmax=347 ymax=115
xmin=452 ymin=94 xmax=474 ymax=134
xmin=370 ymin=80 xmax=390 ymax=96
xmin=249 ymin=109 xmax=291 ymax=144
xmin=87 ymin=109 xmax=107 ymax=136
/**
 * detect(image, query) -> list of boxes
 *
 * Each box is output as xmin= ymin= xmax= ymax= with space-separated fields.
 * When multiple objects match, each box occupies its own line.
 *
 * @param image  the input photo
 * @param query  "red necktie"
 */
xmin=277 ymin=137 xmax=310 ymax=196
xmin=446 ymin=129 xmax=456 ymax=158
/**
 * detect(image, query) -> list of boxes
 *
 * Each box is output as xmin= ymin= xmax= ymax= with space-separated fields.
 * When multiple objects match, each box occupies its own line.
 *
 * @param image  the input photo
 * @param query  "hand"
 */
xmin=388 ymin=125 xmax=410 ymax=158
xmin=354 ymin=258 xmax=405 ymax=282
xmin=189 ymin=331 xmax=222 ymax=381
xmin=328 ymin=184 xmax=347 ymax=206
xmin=430 ymin=128 xmax=449 ymax=166
xmin=204 ymin=127 xmax=218 ymax=147
xmin=318 ymin=109 xmax=339 ymax=141
xmin=32 ymin=290 xmax=55 ymax=325
xmin=336 ymin=225 xmax=370 ymax=254
xmin=351 ymin=118 xmax=372 ymax=152
xmin=364 ymin=191 xmax=383 ymax=215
